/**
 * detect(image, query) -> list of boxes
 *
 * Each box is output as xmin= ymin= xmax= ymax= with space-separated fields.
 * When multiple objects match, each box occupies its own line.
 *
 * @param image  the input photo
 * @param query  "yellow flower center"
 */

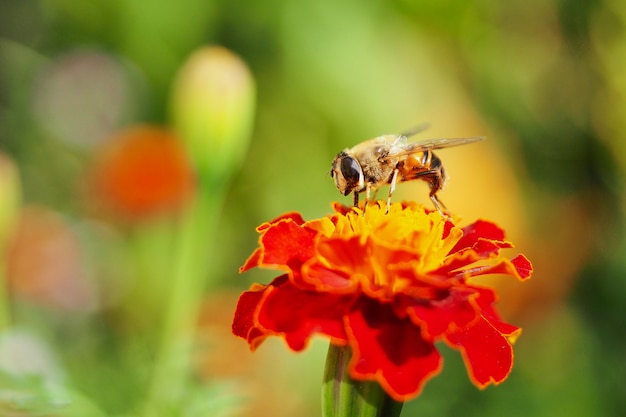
xmin=307 ymin=202 xmax=464 ymax=298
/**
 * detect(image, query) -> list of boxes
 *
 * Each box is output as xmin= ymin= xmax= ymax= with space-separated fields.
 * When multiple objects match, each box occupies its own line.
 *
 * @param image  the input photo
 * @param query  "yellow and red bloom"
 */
xmin=232 ymin=201 xmax=532 ymax=401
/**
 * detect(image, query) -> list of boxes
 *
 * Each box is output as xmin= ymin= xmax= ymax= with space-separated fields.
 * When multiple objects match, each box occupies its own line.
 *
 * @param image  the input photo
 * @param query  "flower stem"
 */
xmin=322 ymin=344 xmax=404 ymax=417
xmin=0 ymin=258 xmax=10 ymax=332
xmin=140 ymin=193 xmax=222 ymax=416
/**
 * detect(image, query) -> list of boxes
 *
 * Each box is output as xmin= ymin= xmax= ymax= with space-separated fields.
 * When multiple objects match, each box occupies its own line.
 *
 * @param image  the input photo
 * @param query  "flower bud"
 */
xmin=170 ymin=46 xmax=256 ymax=183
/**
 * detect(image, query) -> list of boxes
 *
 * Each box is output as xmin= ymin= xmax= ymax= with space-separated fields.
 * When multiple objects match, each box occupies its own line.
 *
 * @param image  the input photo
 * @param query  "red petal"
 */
xmin=455 ymin=256 xmax=530 ymax=281
xmin=511 ymin=254 xmax=533 ymax=280
xmin=471 ymin=238 xmax=513 ymax=257
xmin=256 ymin=218 xmax=318 ymax=272
xmin=398 ymin=286 xmax=480 ymax=339
xmin=257 ymin=212 xmax=306 ymax=231
xmin=438 ymin=249 xmax=531 ymax=283
xmin=232 ymin=289 xmax=264 ymax=341
xmin=331 ymin=202 xmax=354 ymax=215
xmin=232 ymin=275 xmax=289 ymax=350
xmin=451 ymin=220 xmax=506 ymax=254
xmin=239 ymin=248 xmax=262 ymax=273
xmin=302 ymin=260 xmax=355 ymax=292
xmin=434 ymin=249 xmax=483 ymax=276
xmin=345 ymin=297 xmax=443 ymax=401
xmin=471 ymin=286 xmax=521 ymax=337
xmin=441 ymin=220 xmax=455 ymax=239
xmin=443 ymin=317 xmax=514 ymax=387
xmin=314 ymin=236 xmax=420 ymax=299
xmin=257 ymin=280 xmax=351 ymax=351
xmin=315 ymin=236 xmax=374 ymax=281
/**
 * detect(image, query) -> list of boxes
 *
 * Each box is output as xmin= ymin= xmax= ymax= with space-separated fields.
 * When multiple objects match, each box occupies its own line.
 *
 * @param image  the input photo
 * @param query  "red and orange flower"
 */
xmin=90 ymin=125 xmax=195 ymax=221
xmin=232 ymin=201 xmax=532 ymax=401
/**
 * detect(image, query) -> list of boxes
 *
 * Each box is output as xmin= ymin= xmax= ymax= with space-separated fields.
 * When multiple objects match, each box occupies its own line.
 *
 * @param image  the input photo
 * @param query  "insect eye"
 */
xmin=340 ymin=157 xmax=362 ymax=183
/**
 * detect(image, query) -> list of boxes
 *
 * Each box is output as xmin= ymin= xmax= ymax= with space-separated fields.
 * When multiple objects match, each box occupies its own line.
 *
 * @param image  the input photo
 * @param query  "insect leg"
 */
xmin=403 ymin=168 xmax=449 ymax=216
xmin=386 ymin=168 xmax=399 ymax=213
xmin=371 ymin=188 xmax=379 ymax=201
xmin=353 ymin=191 xmax=359 ymax=207
xmin=429 ymin=193 xmax=448 ymax=219
xmin=363 ymin=184 xmax=373 ymax=215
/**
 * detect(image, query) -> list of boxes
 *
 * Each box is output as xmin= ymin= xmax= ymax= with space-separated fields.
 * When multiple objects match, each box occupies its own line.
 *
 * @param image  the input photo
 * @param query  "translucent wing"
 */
xmin=401 ymin=135 xmax=485 ymax=153
xmin=396 ymin=122 xmax=484 ymax=151
xmin=400 ymin=122 xmax=431 ymax=138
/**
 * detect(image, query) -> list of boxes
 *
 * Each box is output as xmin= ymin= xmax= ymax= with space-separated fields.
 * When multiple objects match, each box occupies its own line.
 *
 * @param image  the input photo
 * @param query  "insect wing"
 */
xmin=401 ymin=136 xmax=485 ymax=154
xmin=400 ymin=122 xmax=431 ymax=138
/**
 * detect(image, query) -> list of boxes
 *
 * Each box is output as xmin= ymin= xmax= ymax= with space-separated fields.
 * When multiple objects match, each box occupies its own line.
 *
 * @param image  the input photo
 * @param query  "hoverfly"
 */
xmin=329 ymin=124 xmax=484 ymax=215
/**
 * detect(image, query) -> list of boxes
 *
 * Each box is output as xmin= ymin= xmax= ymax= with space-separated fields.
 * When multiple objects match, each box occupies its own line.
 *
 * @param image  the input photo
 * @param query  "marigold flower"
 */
xmin=232 ymin=201 xmax=532 ymax=401
xmin=90 ymin=125 xmax=195 ymax=220
xmin=6 ymin=206 xmax=95 ymax=311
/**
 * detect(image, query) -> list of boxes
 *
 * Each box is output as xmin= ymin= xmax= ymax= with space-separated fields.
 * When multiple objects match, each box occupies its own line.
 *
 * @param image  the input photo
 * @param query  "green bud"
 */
xmin=170 ymin=46 xmax=256 ymax=184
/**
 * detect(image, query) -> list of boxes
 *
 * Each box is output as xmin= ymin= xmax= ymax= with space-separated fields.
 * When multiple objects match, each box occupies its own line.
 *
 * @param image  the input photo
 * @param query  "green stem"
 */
xmin=0 ymin=258 xmax=11 ymax=332
xmin=140 ymin=193 xmax=222 ymax=415
xmin=322 ymin=344 xmax=404 ymax=417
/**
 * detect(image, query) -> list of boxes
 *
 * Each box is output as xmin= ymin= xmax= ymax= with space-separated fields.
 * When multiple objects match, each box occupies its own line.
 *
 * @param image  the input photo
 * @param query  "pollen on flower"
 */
xmin=232 ymin=200 xmax=532 ymax=401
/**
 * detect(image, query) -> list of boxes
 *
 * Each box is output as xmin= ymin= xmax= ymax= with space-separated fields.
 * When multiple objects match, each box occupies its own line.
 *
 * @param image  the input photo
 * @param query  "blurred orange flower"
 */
xmin=233 ymin=201 xmax=532 ymax=401
xmin=90 ymin=126 xmax=195 ymax=220
xmin=6 ymin=206 xmax=96 ymax=311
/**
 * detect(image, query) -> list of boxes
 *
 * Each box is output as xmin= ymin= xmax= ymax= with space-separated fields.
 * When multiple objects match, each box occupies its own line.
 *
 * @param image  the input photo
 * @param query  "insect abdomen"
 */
xmin=397 ymin=151 xmax=429 ymax=177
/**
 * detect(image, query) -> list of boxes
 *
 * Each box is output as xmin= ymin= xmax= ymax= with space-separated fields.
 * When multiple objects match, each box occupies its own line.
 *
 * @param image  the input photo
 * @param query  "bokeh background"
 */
xmin=1 ymin=0 xmax=625 ymax=416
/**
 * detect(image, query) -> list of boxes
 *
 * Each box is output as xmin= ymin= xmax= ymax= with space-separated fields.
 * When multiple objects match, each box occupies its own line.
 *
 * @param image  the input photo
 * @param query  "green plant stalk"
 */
xmin=0 ymin=258 xmax=10 ymax=332
xmin=0 ymin=154 xmax=20 ymax=333
xmin=322 ymin=344 xmax=404 ymax=417
xmin=140 ymin=191 xmax=223 ymax=416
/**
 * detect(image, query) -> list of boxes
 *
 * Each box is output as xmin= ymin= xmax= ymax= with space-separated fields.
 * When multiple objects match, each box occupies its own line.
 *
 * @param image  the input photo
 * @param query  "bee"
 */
xmin=329 ymin=125 xmax=484 ymax=215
